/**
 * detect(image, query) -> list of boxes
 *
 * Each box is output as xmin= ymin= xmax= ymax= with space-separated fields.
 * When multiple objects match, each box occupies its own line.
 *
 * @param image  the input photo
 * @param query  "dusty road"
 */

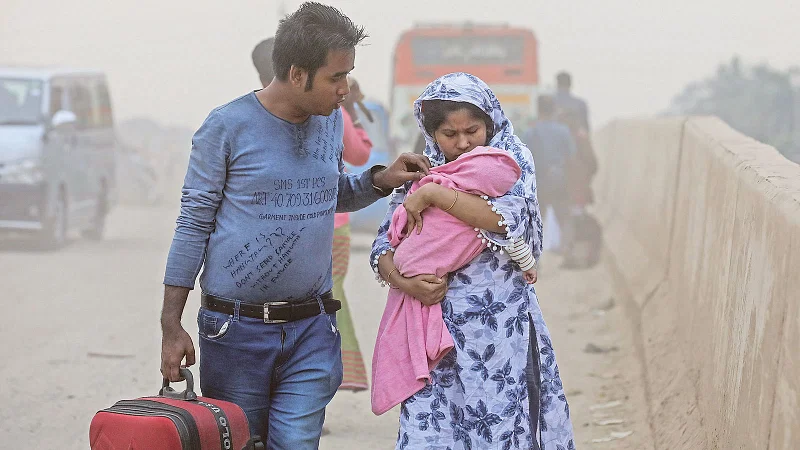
xmin=0 ymin=205 xmax=654 ymax=449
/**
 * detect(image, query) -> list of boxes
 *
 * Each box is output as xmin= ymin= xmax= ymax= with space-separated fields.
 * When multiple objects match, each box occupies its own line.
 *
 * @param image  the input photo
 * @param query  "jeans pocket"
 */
xmin=198 ymin=307 xmax=234 ymax=341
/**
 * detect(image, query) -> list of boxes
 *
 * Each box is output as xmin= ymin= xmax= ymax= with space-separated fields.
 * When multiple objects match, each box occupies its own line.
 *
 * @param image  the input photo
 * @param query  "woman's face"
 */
xmin=432 ymin=108 xmax=488 ymax=162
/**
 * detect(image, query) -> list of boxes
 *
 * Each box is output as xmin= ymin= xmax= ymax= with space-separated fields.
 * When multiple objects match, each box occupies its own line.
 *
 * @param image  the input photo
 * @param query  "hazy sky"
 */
xmin=2 ymin=0 xmax=798 ymax=131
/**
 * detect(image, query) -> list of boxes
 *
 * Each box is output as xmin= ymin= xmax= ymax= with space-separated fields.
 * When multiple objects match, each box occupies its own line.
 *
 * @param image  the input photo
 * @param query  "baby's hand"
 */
xmin=523 ymin=268 xmax=538 ymax=284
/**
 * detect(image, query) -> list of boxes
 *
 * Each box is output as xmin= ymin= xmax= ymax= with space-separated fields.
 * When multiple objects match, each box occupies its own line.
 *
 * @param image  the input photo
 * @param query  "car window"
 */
xmin=94 ymin=82 xmax=113 ymax=128
xmin=49 ymin=85 xmax=64 ymax=116
xmin=69 ymin=83 xmax=94 ymax=128
xmin=0 ymin=78 xmax=44 ymax=125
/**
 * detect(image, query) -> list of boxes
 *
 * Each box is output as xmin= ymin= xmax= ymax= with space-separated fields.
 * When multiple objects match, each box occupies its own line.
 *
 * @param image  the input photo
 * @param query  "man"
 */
xmin=526 ymin=95 xmax=577 ymax=256
xmin=160 ymin=3 xmax=430 ymax=448
xmin=253 ymin=35 xmax=373 ymax=394
xmin=554 ymin=71 xmax=590 ymax=132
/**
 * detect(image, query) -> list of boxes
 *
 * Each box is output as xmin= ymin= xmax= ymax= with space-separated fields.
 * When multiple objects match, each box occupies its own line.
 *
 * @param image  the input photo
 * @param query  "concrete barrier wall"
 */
xmin=592 ymin=118 xmax=685 ymax=306
xmin=594 ymin=116 xmax=800 ymax=449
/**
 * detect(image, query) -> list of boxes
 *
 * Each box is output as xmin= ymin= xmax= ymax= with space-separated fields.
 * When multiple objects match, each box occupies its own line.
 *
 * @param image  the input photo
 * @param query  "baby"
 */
xmin=388 ymin=146 xmax=536 ymax=285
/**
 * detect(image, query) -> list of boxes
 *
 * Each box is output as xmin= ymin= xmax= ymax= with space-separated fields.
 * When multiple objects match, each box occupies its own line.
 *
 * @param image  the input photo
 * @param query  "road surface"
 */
xmin=0 ymin=205 xmax=654 ymax=449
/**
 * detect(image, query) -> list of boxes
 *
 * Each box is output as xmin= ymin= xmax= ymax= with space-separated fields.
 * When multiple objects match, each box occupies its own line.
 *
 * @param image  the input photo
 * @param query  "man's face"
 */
xmin=299 ymin=49 xmax=354 ymax=117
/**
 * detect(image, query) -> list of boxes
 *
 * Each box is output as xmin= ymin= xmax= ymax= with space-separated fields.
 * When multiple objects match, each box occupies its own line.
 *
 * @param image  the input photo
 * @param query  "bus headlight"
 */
xmin=0 ymin=158 xmax=44 ymax=184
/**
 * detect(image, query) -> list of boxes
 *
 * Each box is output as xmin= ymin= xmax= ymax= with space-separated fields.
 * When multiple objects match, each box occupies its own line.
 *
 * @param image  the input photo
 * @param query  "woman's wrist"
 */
xmin=388 ymin=269 xmax=406 ymax=289
xmin=423 ymin=184 xmax=448 ymax=209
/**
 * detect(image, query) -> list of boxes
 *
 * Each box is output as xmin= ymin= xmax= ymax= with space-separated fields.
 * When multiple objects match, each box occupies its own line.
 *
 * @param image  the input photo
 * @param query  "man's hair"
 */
xmin=538 ymin=95 xmax=555 ymax=116
xmin=273 ymin=2 xmax=367 ymax=91
xmin=252 ymin=37 xmax=275 ymax=82
xmin=556 ymin=71 xmax=572 ymax=89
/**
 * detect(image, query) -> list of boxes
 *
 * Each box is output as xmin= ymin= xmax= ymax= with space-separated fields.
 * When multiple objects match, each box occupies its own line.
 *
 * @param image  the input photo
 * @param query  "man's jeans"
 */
xmin=197 ymin=304 xmax=342 ymax=449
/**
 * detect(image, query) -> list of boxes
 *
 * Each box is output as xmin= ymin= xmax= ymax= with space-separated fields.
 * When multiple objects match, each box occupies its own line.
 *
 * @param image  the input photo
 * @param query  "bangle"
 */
xmin=443 ymin=189 xmax=459 ymax=212
xmin=385 ymin=267 xmax=399 ymax=282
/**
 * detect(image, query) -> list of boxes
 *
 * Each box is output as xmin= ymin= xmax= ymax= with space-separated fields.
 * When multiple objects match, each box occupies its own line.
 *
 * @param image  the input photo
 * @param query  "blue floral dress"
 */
xmin=372 ymin=192 xmax=574 ymax=450
xmin=371 ymin=72 xmax=575 ymax=450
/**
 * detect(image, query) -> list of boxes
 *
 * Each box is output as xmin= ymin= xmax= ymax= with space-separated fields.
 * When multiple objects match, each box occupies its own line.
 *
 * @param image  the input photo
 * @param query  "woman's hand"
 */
xmin=403 ymin=183 xmax=438 ymax=235
xmin=394 ymin=273 xmax=448 ymax=306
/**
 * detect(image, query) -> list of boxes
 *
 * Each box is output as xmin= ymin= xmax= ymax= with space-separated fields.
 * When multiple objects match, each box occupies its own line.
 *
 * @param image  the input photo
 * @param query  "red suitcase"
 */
xmin=90 ymin=369 xmax=263 ymax=450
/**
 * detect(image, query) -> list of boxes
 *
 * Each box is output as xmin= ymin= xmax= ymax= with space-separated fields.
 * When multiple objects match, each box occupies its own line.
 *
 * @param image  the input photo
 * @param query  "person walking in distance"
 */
xmin=525 ymin=95 xmax=577 ymax=258
xmin=554 ymin=71 xmax=590 ymax=132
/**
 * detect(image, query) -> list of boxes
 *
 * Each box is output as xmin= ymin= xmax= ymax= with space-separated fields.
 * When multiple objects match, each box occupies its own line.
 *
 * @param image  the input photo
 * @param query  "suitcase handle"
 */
xmin=159 ymin=368 xmax=198 ymax=401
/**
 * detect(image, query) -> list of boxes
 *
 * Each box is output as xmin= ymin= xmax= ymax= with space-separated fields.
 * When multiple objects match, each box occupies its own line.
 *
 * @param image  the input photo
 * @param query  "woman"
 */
xmin=371 ymin=73 xmax=575 ymax=450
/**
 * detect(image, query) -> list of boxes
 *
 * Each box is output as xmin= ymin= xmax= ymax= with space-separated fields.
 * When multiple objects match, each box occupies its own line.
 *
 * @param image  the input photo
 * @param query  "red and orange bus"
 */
xmin=390 ymin=23 xmax=540 ymax=153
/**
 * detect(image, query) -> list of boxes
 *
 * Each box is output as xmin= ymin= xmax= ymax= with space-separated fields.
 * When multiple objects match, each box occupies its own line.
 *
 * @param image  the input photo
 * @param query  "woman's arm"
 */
xmin=370 ymin=182 xmax=448 ymax=305
xmin=403 ymin=183 xmax=506 ymax=235
xmin=376 ymin=251 xmax=447 ymax=306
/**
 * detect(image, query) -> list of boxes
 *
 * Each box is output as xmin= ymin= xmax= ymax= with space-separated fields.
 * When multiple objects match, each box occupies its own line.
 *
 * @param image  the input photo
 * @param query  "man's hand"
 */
xmin=161 ymin=322 xmax=196 ymax=382
xmin=395 ymin=273 xmax=448 ymax=306
xmin=160 ymin=286 xmax=194 ymax=382
xmin=373 ymin=153 xmax=431 ymax=191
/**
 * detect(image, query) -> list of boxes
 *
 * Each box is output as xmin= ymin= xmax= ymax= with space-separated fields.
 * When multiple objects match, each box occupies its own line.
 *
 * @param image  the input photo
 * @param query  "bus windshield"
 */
xmin=411 ymin=35 xmax=526 ymax=66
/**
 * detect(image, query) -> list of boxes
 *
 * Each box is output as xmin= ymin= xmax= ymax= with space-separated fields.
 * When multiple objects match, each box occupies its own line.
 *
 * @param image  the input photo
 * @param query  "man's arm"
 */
xmin=336 ymin=164 xmax=385 ymax=213
xmin=580 ymin=99 xmax=590 ymax=132
xmin=161 ymin=110 xmax=229 ymax=381
xmin=163 ymin=110 xmax=229 ymax=288
xmin=160 ymin=285 xmax=194 ymax=382
xmin=336 ymin=153 xmax=431 ymax=213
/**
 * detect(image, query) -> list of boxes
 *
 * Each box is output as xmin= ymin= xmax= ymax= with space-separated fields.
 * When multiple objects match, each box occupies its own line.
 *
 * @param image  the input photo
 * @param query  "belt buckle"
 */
xmin=263 ymin=302 xmax=289 ymax=324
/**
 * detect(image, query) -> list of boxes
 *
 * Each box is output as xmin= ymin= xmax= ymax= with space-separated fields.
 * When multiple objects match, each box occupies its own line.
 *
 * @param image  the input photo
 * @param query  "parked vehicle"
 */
xmin=0 ymin=67 xmax=117 ymax=248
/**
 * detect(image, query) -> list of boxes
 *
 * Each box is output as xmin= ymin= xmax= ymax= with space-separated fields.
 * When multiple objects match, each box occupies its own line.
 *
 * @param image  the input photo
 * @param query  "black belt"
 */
xmin=201 ymin=291 xmax=340 ymax=324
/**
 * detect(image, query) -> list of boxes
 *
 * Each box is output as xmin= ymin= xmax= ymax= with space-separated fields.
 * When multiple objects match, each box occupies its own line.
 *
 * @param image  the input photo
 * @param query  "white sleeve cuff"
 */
xmin=506 ymin=238 xmax=536 ymax=271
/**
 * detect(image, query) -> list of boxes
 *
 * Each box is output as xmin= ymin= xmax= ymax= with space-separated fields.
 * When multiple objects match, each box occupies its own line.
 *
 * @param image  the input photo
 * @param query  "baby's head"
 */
xmin=421 ymin=100 xmax=494 ymax=162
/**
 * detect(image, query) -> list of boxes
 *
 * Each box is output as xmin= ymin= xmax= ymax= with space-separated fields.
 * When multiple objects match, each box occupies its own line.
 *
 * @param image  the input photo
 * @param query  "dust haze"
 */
xmin=3 ymin=0 xmax=797 ymax=129
xmin=0 ymin=1 xmax=797 ymax=448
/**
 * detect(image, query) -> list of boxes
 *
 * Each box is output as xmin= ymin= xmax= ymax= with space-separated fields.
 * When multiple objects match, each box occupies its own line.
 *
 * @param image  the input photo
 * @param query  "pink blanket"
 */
xmin=371 ymin=147 xmax=521 ymax=415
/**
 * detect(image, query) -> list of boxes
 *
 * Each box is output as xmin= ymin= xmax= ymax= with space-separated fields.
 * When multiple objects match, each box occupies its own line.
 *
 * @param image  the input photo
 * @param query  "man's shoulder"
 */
xmin=556 ymin=92 xmax=587 ymax=107
xmin=569 ymin=93 xmax=588 ymax=109
xmin=211 ymin=92 xmax=257 ymax=118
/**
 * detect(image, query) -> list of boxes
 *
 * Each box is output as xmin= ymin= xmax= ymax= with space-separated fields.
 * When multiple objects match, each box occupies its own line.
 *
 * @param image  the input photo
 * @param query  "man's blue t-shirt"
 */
xmin=164 ymin=92 xmax=382 ymax=303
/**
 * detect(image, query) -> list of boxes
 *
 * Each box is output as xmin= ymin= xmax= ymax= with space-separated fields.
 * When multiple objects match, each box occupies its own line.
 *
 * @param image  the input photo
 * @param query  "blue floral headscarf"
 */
xmin=414 ymin=72 xmax=543 ymax=258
